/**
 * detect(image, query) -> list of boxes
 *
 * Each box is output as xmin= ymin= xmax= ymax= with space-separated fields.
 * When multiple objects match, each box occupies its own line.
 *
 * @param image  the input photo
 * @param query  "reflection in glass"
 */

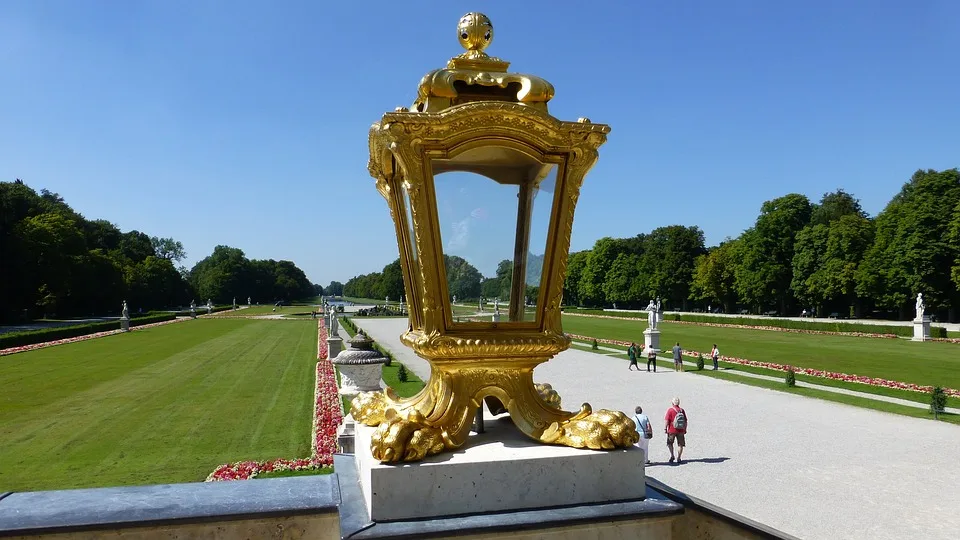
xmin=401 ymin=184 xmax=422 ymax=329
xmin=431 ymin=146 xmax=558 ymax=325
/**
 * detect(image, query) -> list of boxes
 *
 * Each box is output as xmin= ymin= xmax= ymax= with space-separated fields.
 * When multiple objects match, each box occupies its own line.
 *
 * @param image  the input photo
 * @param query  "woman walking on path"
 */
xmin=627 ymin=342 xmax=640 ymax=371
xmin=633 ymin=405 xmax=653 ymax=465
xmin=710 ymin=344 xmax=720 ymax=370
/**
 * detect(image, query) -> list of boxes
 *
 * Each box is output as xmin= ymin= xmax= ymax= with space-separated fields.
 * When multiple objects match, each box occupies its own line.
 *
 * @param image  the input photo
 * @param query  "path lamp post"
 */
xmin=354 ymin=12 xmax=637 ymax=463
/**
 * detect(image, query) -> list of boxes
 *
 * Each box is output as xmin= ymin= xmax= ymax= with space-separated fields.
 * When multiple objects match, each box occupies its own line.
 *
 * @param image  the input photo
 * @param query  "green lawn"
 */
xmin=0 ymin=319 xmax=318 ymax=491
xmin=213 ymin=304 xmax=317 ymax=317
xmin=562 ymin=315 xmax=960 ymax=390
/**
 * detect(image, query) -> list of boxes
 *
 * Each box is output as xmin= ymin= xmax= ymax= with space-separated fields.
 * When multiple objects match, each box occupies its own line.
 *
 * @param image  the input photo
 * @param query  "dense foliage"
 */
xmin=342 ymin=169 xmax=960 ymax=322
xmin=1 ymin=180 xmax=315 ymax=322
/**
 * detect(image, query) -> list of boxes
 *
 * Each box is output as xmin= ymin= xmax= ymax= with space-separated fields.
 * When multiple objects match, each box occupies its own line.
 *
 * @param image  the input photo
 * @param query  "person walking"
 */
xmin=664 ymin=397 xmax=688 ymax=464
xmin=710 ymin=343 xmax=720 ymax=370
xmin=646 ymin=344 xmax=657 ymax=372
xmin=633 ymin=405 xmax=653 ymax=464
xmin=627 ymin=342 xmax=640 ymax=371
xmin=672 ymin=342 xmax=684 ymax=372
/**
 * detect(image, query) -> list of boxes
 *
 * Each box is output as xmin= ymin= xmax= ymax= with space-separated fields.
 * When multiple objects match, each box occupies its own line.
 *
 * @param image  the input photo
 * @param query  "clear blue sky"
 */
xmin=2 ymin=1 xmax=957 ymax=285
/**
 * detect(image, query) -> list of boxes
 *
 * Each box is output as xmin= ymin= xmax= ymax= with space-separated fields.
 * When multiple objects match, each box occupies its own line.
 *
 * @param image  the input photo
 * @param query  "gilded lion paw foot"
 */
xmin=370 ymin=409 xmax=447 ymax=463
xmin=534 ymin=382 xmax=562 ymax=409
xmin=350 ymin=391 xmax=388 ymax=426
xmin=540 ymin=408 xmax=639 ymax=449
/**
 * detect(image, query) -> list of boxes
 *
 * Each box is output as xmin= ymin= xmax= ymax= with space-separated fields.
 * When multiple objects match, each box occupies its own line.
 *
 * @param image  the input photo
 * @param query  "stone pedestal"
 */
xmin=120 ymin=317 xmax=130 ymax=332
xmin=327 ymin=336 xmax=344 ymax=361
xmin=912 ymin=317 xmax=932 ymax=342
xmin=643 ymin=327 xmax=660 ymax=353
xmin=492 ymin=311 xmax=501 ymax=323
xmin=354 ymin=417 xmax=646 ymax=521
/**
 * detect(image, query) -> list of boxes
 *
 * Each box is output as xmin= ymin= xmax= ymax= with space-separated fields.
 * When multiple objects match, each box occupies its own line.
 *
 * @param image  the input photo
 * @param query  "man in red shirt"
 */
xmin=664 ymin=396 xmax=688 ymax=464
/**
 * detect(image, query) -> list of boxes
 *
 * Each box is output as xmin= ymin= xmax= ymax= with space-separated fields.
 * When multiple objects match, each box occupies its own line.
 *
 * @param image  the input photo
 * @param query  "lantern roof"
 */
xmin=412 ymin=12 xmax=555 ymax=114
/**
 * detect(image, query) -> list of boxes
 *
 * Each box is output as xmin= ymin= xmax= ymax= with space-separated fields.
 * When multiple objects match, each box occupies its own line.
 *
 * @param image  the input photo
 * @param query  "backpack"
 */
xmin=672 ymin=407 xmax=687 ymax=431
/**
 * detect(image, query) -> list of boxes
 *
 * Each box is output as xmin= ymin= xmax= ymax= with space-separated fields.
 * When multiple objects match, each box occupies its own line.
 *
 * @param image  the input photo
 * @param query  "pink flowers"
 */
xmin=207 ymin=319 xmax=342 ymax=481
xmin=0 ymin=318 xmax=185 ymax=356
xmin=681 ymin=349 xmax=960 ymax=398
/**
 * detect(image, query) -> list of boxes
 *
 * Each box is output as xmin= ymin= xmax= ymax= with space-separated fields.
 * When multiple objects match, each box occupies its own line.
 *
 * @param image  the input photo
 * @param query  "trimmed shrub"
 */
xmin=931 ymin=387 xmax=947 ymax=419
xmin=785 ymin=368 xmax=796 ymax=387
xmin=695 ymin=354 xmax=704 ymax=371
xmin=397 ymin=364 xmax=409 ymax=383
xmin=0 ymin=313 xmax=176 ymax=350
xmin=591 ymin=339 xmax=599 ymax=350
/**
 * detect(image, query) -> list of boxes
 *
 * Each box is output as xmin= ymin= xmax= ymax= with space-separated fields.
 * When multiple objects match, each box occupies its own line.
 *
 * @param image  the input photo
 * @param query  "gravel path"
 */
xmin=353 ymin=318 xmax=960 ymax=540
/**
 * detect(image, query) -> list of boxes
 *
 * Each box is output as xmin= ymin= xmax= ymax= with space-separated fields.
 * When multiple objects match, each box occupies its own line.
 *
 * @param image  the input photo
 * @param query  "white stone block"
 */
xmin=643 ymin=328 xmax=660 ymax=352
xmin=912 ymin=318 xmax=931 ymax=342
xmin=355 ymin=416 xmax=646 ymax=521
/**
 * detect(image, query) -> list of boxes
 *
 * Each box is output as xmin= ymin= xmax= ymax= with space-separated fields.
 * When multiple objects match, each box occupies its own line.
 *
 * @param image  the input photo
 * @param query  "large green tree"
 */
xmin=690 ymin=239 xmax=741 ymax=312
xmin=637 ymin=225 xmax=706 ymax=309
xmin=563 ymin=250 xmax=590 ymax=306
xmin=577 ymin=237 xmax=631 ymax=307
xmin=735 ymin=194 xmax=812 ymax=313
xmin=856 ymin=169 xmax=960 ymax=318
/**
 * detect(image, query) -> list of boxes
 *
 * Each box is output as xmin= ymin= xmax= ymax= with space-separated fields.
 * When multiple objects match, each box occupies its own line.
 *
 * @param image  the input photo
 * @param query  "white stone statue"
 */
xmin=121 ymin=300 xmax=129 ymax=320
xmin=190 ymin=300 xmax=196 ymax=310
xmin=645 ymin=299 xmax=657 ymax=329
xmin=453 ymin=295 xmax=457 ymax=304
xmin=247 ymin=296 xmax=251 ymax=305
xmin=916 ymin=293 xmax=925 ymax=320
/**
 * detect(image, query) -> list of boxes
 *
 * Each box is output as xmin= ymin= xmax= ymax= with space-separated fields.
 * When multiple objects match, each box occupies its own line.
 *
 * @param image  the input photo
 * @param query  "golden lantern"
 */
xmin=354 ymin=12 xmax=638 ymax=463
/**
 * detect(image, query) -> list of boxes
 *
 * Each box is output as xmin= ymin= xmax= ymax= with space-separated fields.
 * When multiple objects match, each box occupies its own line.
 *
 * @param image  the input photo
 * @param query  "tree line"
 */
xmin=1 ymin=180 xmax=316 ymax=322
xmin=341 ymin=169 xmax=960 ymax=322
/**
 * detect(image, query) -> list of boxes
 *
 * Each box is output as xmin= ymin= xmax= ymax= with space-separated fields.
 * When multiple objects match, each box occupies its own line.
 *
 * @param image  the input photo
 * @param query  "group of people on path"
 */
xmin=626 ymin=342 xmax=722 ymax=372
xmin=632 ymin=397 xmax=688 ymax=465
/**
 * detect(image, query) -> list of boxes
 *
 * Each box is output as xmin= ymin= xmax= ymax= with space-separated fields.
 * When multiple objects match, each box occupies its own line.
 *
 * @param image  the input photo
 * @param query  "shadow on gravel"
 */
xmin=648 ymin=457 xmax=730 ymax=466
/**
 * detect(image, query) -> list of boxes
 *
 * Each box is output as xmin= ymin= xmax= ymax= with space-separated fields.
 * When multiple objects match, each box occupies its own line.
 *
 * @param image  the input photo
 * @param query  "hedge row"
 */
xmin=564 ymin=308 xmax=947 ymax=338
xmin=0 ymin=313 xmax=177 ymax=349
xmin=173 ymin=305 xmax=234 ymax=317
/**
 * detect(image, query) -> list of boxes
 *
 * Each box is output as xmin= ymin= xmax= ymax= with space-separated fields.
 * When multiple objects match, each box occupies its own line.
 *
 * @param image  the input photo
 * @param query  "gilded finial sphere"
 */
xmin=457 ymin=12 xmax=493 ymax=52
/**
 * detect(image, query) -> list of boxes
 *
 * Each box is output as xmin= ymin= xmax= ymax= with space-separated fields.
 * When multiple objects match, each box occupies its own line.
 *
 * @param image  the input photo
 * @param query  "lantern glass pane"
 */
xmin=430 ymin=145 xmax=558 ymax=325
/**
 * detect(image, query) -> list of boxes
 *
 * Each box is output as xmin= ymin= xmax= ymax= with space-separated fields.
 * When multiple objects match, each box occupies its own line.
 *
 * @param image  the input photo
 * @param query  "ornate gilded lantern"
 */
xmin=356 ymin=12 xmax=638 ymax=463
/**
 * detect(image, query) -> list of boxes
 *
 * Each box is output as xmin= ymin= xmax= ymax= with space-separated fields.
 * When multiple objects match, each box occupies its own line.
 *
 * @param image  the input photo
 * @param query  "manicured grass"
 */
xmin=562 ymin=315 xmax=960 ymax=390
xmin=694 ymin=370 xmax=960 ymax=425
xmin=214 ymin=304 xmax=317 ymax=317
xmin=255 ymin=467 xmax=333 ymax=479
xmin=0 ymin=319 xmax=318 ymax=491
xmin=339 ymin=363 xmax=425 ymax=416
xmin=572 ymin=338 xmax=960 ymax=409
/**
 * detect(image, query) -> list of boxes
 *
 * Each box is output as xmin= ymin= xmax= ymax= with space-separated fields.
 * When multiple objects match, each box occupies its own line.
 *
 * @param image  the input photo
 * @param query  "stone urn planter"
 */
xmin=332 ymin=331 xmax=388 ymax=453
xmin=332 ymin=331 xmax=388 ymax=396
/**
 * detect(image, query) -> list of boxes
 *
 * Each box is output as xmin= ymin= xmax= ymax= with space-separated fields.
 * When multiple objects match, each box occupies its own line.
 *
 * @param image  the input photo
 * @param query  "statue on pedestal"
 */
xmin=916 ymin=293 xmax=925 ymax=320
xmin=121 ymin=300 xmax=129 ymax=320
xmin=645 ymin=299 xmax=657 ymax=330
xmin=247 ymin=296 xmax=251 ymax=305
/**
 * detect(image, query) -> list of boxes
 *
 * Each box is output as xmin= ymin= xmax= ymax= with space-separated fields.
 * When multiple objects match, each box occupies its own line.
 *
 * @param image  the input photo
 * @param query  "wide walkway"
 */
xmin=352 ymin=317 xmax=960 ymax=540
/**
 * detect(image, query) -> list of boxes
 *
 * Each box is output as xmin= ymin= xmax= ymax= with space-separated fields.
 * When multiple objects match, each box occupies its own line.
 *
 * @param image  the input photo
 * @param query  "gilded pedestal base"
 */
xmin=350 ymin=365 xmax=638 ymax=463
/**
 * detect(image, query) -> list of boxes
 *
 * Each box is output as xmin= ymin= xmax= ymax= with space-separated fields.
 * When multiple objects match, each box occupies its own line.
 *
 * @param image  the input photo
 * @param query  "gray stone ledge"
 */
xmin=0 ymin=476 xmax=339 ymax=537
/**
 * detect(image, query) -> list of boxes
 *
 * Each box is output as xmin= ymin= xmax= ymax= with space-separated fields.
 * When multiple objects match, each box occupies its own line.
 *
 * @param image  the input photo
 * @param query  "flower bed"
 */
xmin=563 ymin=312 xmax=903 ymax=339
xmin=567 ymin=333 xmax=637 ymax=348
xmin=682 ymin=349 xmax=960 ymax=398
xmin=207 ymin=319 xmax=342 ymax=481
xmin=569 ymin=330 xmax=960 ymax=399
xmin=0 ymin=318 xmax=185 ymax=356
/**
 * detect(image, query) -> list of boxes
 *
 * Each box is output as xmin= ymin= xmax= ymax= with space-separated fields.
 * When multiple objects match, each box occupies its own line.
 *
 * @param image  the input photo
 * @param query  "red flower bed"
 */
xmin=568 ymin=330 xmax=960 ymax=399
xmin=567 ymin=333 xmax=638 ymax=348
xmin=0 ymin=318 xmax=186 ymax=356
xmin=207 ymin=319 xmax=342 ymax=481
